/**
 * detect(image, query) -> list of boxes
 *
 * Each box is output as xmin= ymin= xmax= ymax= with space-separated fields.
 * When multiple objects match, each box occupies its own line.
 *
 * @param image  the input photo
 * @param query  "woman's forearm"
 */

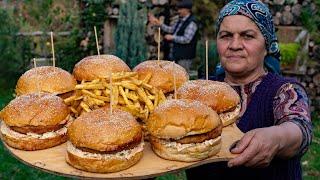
xmin=275 ymin=121 xmax=303 ymax=158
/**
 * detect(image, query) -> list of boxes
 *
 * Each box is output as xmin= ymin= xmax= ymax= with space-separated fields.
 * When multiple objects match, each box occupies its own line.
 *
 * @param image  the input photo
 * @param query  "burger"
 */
xmin=15 ymin=66 xmax=77 ymax=99
xmin=0 ymin=93 xmax=71 ymax=150
xmin=66 ymin=107 xmax=144 ymax=173
xmin=133 ymin=60 xmax=189 ymax=93
xmin=176 ymin=80 xmax=241 ymax=127
xmin=73 ymin=54 xmax=131 ymax=81
xmin=146 ymin=99 xmax=222 ymax=162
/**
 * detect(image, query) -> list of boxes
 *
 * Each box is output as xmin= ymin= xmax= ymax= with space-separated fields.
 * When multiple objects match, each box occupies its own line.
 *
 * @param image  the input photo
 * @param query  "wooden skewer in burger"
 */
xmin=0 ymin=93 xmax=71 ymax=151
xmin=66 ymin=71 xmax=144 ymax=173
xmin=133 ymin=28 xmax=189 ymax=94
xmin=176 ymin=40 xmax=241 ymax=127
xmin=73 ymin=27 xmax=131 ymax=82
xmin=0 ymin=59 xmax=71 ymax=150
xmin=15 ymin=32 xmax=77 ymax=99
xmin=146 ymin=62 xmax=222 ymax=162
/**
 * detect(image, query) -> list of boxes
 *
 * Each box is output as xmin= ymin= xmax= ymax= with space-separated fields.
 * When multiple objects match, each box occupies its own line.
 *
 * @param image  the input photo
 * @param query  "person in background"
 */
xmin=186 ymin=0 xmax=312 ymax=179
xmin=148 ymin=0 xmax=198 ymax=74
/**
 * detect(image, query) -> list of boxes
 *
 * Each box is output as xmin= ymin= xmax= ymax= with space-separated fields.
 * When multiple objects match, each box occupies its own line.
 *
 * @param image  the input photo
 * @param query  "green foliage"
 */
xmin=197 ymin=40 xmax=219 ymax=78
xmin=80 ymin=0 xmax=114 ymax=55
xmin=0 ymin=8 xmax=33 ymax=87
xmin=15 ymin=0 xmax=79 ymax=32
xmin=81 ymin=0 xmax=112 ymax=30
xmin=115 ymin=0 xmax=147 ymax=68
xmin=285 ymin=0 xmax=298 ymax=4
xmin=192 ymin=1 xmax=226 ymax=37
xmin=16 ymin=0 xmax=53 ymax=31
xmin=55 ymin=29 xmax=85 ymax=72
xmin=301 ymin=0 xmax=320 ymax=44
xmin=279 ymin=43 xmax=300 ymax=65
xmin=302 ymin=112 xmax=320 ymax=179
xmin=156 ymin=171 xmax=187 ymax=180
xmin=0 ymin=1 xmax=83 ymax=89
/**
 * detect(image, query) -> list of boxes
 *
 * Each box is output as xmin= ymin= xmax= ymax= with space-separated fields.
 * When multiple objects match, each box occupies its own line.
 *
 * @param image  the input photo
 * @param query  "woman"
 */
xmin=187 ymin=0 xmax=312 ymax=179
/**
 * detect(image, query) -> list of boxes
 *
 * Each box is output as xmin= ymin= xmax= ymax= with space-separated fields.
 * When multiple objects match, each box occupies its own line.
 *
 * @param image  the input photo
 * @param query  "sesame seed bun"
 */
xmin=0 ymin=93 xmax=70 ymax=150
xmin=146 ymin=99 xmax=222 ymax=162
xmin=133 ymin=60 xmax=189 ymax=93
xmin=73 ymin=55 xmax=131 ymax=81
xmin=15 ymin=66 xmax=76 ymax=96
xmin=66 ymin=107 xmax=144 ymax=173
xmin=177 ymin=80 xmax=241 ymax=126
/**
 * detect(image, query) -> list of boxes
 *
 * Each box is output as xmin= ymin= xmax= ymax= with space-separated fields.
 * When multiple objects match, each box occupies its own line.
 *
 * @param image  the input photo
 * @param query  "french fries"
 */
xmin=64 ymin=72 xmax=166 ymax=120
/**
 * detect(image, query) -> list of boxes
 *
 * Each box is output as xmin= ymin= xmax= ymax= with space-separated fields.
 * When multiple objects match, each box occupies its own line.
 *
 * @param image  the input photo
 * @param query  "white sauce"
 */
xmin=67 ymin=141 xmax=144 ymax=160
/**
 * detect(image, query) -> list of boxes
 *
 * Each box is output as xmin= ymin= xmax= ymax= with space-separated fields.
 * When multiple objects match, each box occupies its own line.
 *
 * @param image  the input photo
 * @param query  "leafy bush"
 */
xmin=55 ymin=29 xmax=85 ymax=72
xmin=0 ymin=8 xmax=33 ymax=88
xmin=192 ymin=1 xmax=224 ymax=37
xmin=301 ymin=0 xmax=320 ymax=44
xmin=196 ymin=40 xmax=219 ymax=78
xmin=17 ymin=0 xmax=84 ymax=72
xmin=279 ymin=43 xmax=300 ymax=65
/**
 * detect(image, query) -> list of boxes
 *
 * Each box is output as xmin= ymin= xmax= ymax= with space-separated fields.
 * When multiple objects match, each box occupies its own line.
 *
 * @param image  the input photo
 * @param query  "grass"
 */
xmin=0 ymin=88 xmax=319 ymax=179
xmin=302 ymin=112 xmax=320 ymax=179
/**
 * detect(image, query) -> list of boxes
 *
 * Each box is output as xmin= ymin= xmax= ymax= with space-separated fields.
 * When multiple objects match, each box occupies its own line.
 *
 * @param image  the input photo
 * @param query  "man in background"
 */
xmin=148 ymin=0 xmax=198 ymax=74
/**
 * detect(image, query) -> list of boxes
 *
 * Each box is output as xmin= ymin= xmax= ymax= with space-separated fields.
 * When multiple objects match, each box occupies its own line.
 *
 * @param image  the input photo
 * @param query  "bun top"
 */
xmin=73 ymin=55 xmax=131 ymax=81
xmin=67 ymin=107 xmax=142 ymax=152
xmin=133 ymin=60 xmax=189 ymax=93
xmin=15 ymin=66 xmax=76 ymax=96
xmin=177 ymin=80 xmax=240 ymax=113
xmin=147 ymin=99 xmax=221 ymax=139
xmin=0 ymin=93 xmax=69 ymax=127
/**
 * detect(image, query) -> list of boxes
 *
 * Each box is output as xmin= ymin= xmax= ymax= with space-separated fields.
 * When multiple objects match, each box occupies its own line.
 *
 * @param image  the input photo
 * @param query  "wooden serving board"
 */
xmin=3 ymin=124 xmax=243 ymax=179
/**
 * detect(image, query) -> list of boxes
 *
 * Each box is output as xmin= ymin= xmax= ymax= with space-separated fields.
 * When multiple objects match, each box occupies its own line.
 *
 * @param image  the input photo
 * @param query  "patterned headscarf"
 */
xmin=215 ymin=0 xmax=281 ymax=76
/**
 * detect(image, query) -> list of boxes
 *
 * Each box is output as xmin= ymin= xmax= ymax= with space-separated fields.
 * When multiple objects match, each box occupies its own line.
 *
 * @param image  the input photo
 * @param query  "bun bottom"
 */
xmin=66 ymin=142 xmax=144 ymax=173
xmin=0 ymin=122 xmax=68 ymax=151
xmin=221 ymin=114 xmax=238 ymax=127
xmin=1 ymin=132 xmax=67 ymax=151
xmin=150 ymin=136 xmax=221 ymax=162
xmin=219 ymin=104 xmax=241 ymax=127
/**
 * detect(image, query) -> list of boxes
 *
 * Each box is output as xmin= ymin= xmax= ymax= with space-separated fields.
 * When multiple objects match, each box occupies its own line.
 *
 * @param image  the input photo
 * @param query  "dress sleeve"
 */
xmin=273 ymin=83 xmax=313 ymax=156
xmin=161 ymin=23 xmax=175 ymax=34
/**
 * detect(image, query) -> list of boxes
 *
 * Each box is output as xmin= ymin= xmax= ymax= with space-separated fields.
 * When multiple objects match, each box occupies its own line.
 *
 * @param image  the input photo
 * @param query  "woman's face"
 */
xmin=217 ymin=15 xmax=267 ymax=77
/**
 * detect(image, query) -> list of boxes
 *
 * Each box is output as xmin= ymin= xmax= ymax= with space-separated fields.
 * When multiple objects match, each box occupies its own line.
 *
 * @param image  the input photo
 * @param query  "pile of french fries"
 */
xmin=64 ymin=72 xmax=166 ymax=121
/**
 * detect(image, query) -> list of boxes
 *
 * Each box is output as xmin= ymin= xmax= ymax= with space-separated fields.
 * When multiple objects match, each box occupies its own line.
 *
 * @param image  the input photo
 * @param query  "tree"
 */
xmin=192 ymin=0 xmax=226 ymax=37
xmin=0 ymin=8 xmax=32 ymax=87
xmin=115 ymin=0 xmax=147 ymax=68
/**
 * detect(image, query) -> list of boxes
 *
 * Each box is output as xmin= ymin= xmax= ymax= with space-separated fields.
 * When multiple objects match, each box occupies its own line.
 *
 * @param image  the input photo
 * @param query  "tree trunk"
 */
xmin=313 ymin=73 xmax=320 ymax=86
xmin=159 ymin=0 xmax=168 ymax=5
xmin=152 ymin=0 xmax=158 ymax=6
xmin=274 ymin=12 xmax=282 ymax=25
xmin=274 ymin=0 xmax=285 ymax=5
xmin=292 ymin=4 xmax=302 ymax=17
xmin=281 ymin=11 xmax=294 ymax=25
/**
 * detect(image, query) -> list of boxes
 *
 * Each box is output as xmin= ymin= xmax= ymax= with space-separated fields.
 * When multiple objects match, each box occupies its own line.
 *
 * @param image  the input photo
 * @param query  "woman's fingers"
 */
xmin=228 ymin=127 xmax=282 ymax=168
xmin=230 ymin=130 xmax=255 ymax=154
xmin=228 ymin=138 xmax=259 ymax=167
xmin=244 ymin=152 xmax=268 ymax=167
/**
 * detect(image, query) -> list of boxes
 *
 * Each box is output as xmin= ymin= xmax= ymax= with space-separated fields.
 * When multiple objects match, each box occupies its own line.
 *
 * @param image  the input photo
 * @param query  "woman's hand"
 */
xmin=228 ymin=126 xmax=282 ymax=168
xmin=228 ymin=122 xmax=302 ymax=168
